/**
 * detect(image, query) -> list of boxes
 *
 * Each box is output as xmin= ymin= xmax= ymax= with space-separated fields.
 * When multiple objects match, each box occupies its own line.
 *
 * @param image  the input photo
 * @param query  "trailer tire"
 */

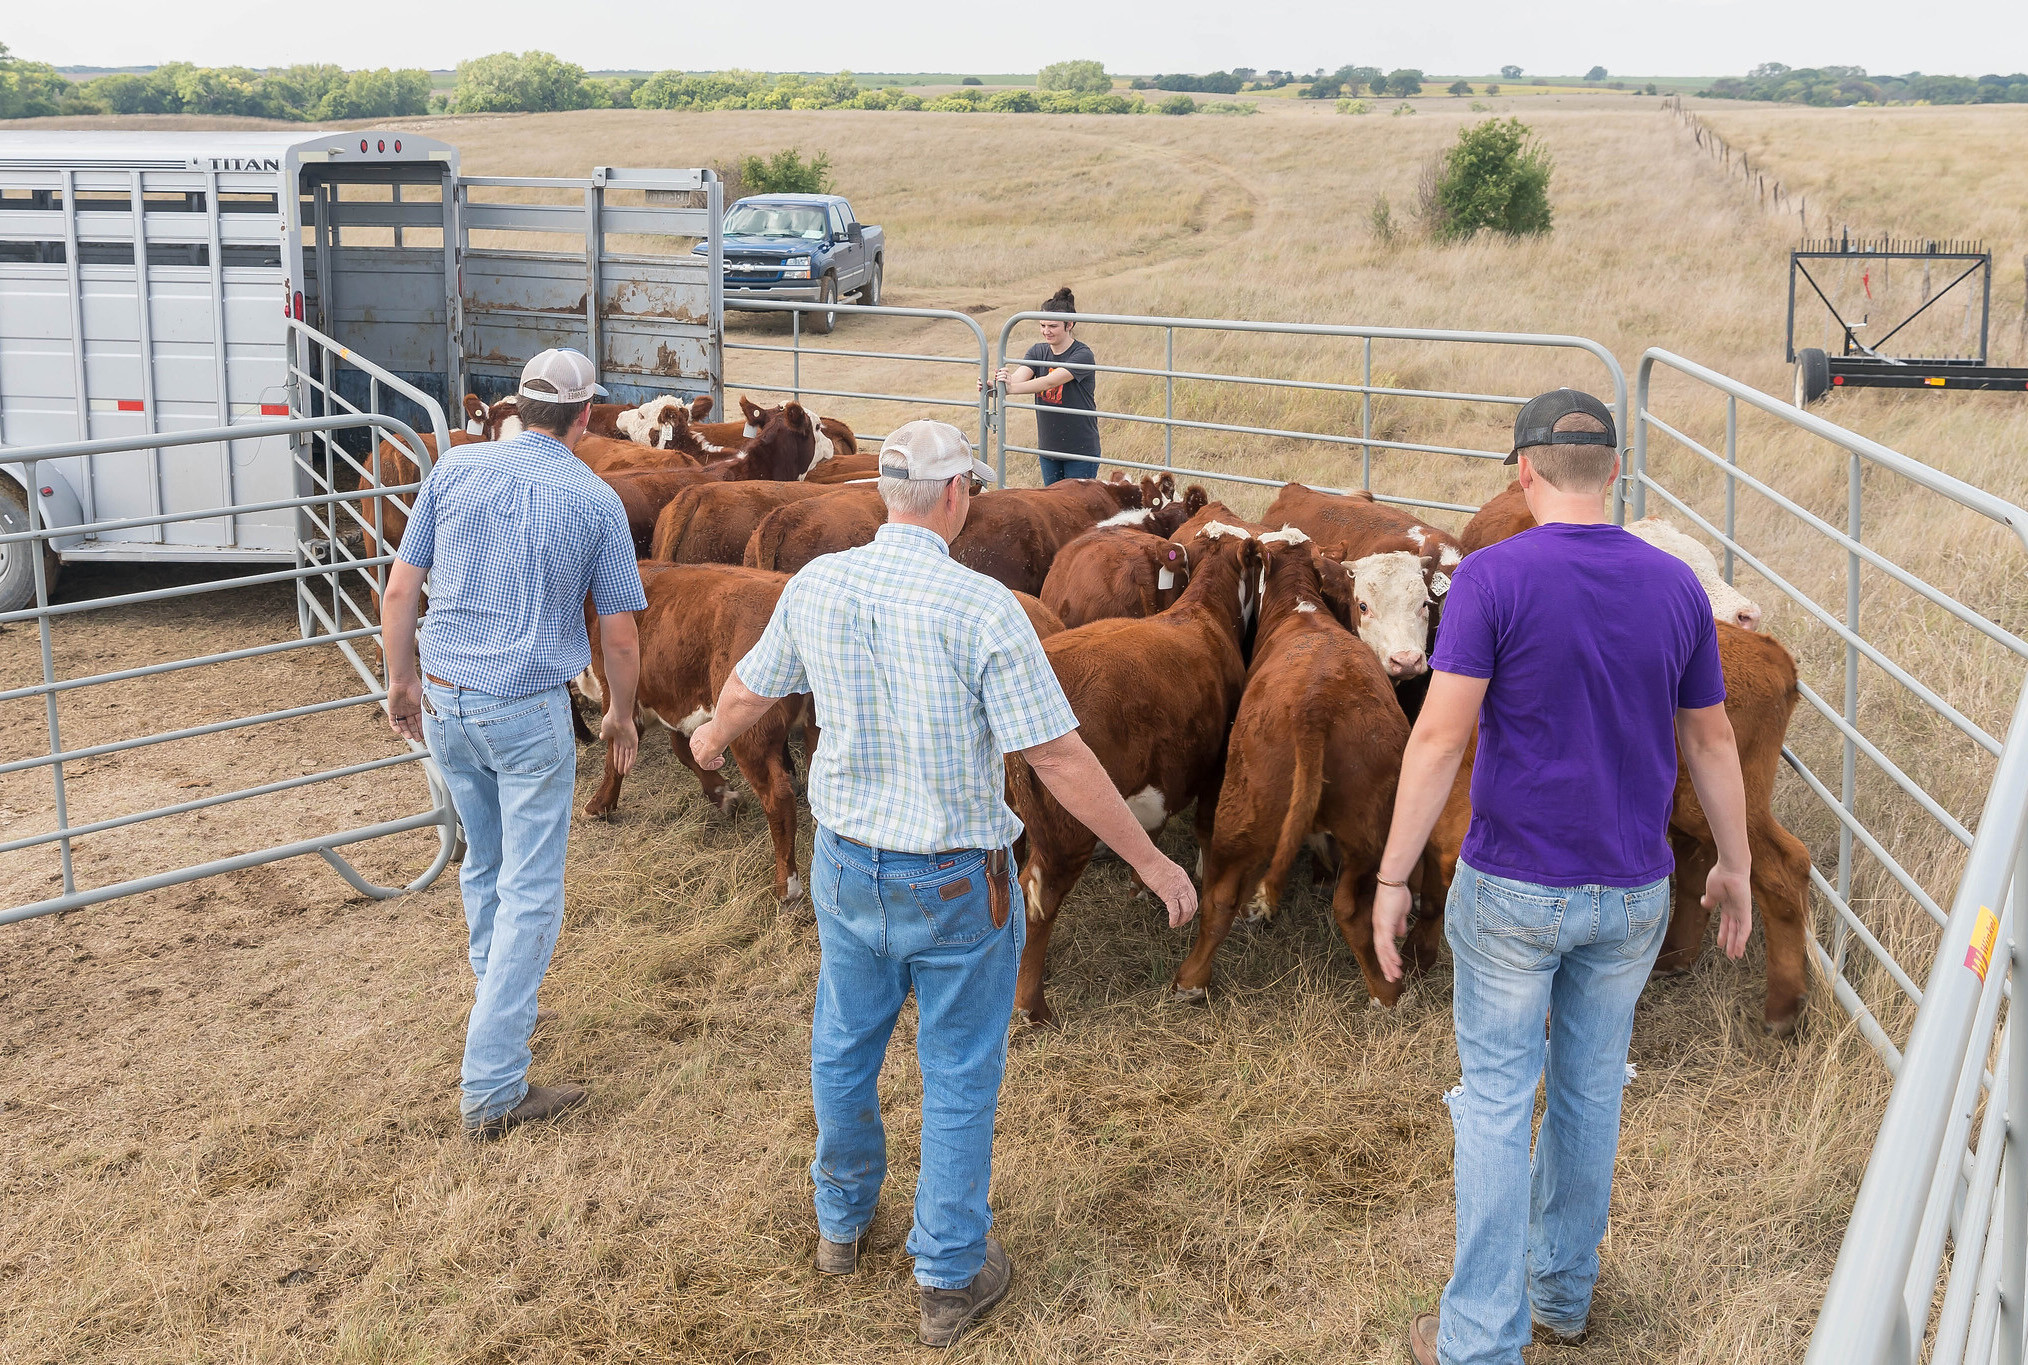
xmin=1794 ymin=348 xmax=1830 ymax=408
xmin=810 ymin=274 xmax=838 ymax=335
xmin=0 ymin=478 xmax=60 ymax=614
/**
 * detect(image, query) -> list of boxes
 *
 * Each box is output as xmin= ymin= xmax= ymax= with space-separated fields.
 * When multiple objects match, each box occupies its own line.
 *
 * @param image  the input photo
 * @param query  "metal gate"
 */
xmin=0 ymin=321 xmax=457 ymax=925
xmin=1631 ymin=351 xmax=2028 ymax=1365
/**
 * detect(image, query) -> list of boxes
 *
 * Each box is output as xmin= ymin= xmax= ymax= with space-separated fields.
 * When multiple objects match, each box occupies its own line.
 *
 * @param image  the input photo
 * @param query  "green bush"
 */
xmin=960 ymin=76 xmax=982 ymax=86
xmin=450 ymin=50 xmax=593 ymax=113
xmin=1369 ymin=194 xmax=1397 ymax=244
xmin=1336 ymin=98 xmax=1370 ymax=115
xmin=1200 ymin=101 xmax=1257 ymax=115
xmin=1079 ymin=92 xmax=1138 ymax=113
xmin=1448 ymin=80 xmax=1472 ymax=96
xmin=925 ymin=96 xmax=977 ymax=111
xmin=1431 ymin=117 xmax=1553 ymax=241
xmin=1159 ymin=93 xmax=1197 ymax=115
xmin=987 ymin=88 xmax=1040 ymax=112
xmin=1037 ymin=59 xmax=1111 ymax=94
xmin=1383 ymin=68 xmax=1425 ymax=97
xmin=739 ymin=148 xmax=833 ymax=194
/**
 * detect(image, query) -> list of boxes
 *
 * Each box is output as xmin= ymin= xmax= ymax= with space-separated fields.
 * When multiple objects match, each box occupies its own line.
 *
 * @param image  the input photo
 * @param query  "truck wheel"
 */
xmin=810 ymin=274 xmax=838 ymax=335
xmin=0 ymin=479 xmax=59 ymax=614
xmin=864 ymin=258 xmax=883 ymax=306
xmin=1794 ymin=348 xmax=1830 ymax=408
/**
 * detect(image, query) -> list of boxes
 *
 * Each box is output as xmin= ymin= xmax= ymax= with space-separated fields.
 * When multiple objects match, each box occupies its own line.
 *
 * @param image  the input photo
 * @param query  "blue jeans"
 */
xmin=808 ymin=825 xmax=1024 ymax=1288
xmin=1438 ymin=860 xmax=1669 ymax=1365
xmin=1038 ymin=453 xmax=1099 ymax=484
xmin=421 ymin=680 xmax=578 ymax=1126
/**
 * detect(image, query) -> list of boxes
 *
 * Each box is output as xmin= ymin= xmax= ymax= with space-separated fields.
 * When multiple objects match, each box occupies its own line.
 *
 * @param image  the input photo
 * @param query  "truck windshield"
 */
xmin=723 ymin=204 xmax=829 ymax=240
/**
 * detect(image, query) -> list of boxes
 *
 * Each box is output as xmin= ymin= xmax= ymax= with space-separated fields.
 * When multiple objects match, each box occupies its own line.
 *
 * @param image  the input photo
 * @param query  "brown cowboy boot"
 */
xmin=918 ymin=1238 xmax=1012 ymax=1347
xmin=815 ymin=1225 xmax=873 ymax=1276
xmin=466 ymin=1083 xmax=587 ymax=1142
xmin=1408 ymin=1310 xmax=1439 ymax=1365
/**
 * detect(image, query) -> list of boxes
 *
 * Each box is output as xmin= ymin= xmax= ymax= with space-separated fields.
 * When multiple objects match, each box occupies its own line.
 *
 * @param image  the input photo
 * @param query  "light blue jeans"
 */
xmin=808 ymin=825 xmax=1024 ymax=1289
xmin=1038 ymin=453 xmax=1099 ymax=485
xmin=1438 ymin=859 xmax=1670 ymax=1365
xmin=421 ymin=680 xmax=578 ymax=1127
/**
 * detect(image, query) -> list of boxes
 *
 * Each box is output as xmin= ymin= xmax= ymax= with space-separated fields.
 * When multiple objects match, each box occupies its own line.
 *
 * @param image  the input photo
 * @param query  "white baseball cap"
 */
xmin=518 ymin=348 xmax=609 ymax=403
xmin=878 ymin=419 xmax=995 ymax=484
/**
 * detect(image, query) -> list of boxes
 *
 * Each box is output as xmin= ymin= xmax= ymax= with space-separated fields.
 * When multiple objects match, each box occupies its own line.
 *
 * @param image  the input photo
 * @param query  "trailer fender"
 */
xmin=0 ymin=463 xmax=87 ymax=552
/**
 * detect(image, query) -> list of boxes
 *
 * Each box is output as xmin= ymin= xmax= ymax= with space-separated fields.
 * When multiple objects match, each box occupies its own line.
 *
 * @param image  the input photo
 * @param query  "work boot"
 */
xmin=466 ymin=1083 xmax=587 ymax=1142
xmin=815 ymin=1225 xmax=873 ymax=1276
xmin=1408 ymin=1310 xmax=1440 ymax=1365
xmin=1534 ymin=1320 xmax=1590 ymax=1346
xmin=918 ymin=1238 xmax=1012 ymax=1348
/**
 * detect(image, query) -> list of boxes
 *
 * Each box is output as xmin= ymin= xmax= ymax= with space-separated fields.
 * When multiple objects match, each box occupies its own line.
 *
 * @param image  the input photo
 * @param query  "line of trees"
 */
xmin=1299 ymin=66 xmax=1427 ymax=99
xmin=0 ymin=45 xmax=431 ymax=120
xmin=1703 ymin=63 xmax=2028 ymax=105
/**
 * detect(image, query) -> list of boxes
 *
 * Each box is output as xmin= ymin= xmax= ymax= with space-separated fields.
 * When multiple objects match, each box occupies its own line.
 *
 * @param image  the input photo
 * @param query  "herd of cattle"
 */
xmin=366 ymin=391 xmax=1814 ymax=1038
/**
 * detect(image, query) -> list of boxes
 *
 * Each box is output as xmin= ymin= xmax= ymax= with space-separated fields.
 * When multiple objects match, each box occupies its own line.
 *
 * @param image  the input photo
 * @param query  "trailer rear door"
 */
xmin=455 ymin=167 xmax=722 ymax=411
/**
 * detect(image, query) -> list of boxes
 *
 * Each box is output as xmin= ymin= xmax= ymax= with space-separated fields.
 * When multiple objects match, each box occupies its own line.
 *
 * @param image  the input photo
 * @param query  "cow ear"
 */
xmin=783 ymin=401 xmax=809 ymax=428
xmin=740 ymin=395 xmax=764 ymax=420
xmin=690 ymin=395 xmax=712 ymax=419
xmin=1185 ymin=486 xmax=1208 ymax=515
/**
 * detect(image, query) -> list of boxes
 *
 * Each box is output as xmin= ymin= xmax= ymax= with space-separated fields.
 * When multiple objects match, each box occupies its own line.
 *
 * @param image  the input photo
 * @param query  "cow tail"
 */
xmin=1264 ymin=734 xmax=1324 ymax=902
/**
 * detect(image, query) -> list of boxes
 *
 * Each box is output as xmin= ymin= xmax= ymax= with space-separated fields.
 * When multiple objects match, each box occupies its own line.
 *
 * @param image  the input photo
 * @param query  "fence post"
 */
xmin=2003 ymin=880 xmax=2028 ymax=1365
xmin=1165 ymin=327 xmax=1175 ymax=468
xmin=1723 ymin=394 xmax=1737 ymax=583
xmin=1361 ymin=336 xmax=1373 ymax=490
xmin=24 ymin=457 xmax=75 ymax=898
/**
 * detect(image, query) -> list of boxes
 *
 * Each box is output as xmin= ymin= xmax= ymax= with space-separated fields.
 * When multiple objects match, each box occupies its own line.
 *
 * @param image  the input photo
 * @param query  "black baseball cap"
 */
xmin=1506 ymin=388 xmax=1617 ymax=465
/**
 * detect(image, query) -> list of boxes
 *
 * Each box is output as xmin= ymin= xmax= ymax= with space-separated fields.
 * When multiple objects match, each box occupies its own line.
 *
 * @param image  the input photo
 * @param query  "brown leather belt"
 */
xmin=835 ymin=834 xmax=1012 ymax=928
xmin=423 ymin=672 xmax=461 ymax=689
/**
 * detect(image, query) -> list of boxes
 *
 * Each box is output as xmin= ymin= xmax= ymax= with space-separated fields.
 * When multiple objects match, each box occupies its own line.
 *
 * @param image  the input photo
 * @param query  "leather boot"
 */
xmin=918 ymin=1238 xmax=1011 ymax=1347
xmin=466 ymin=1083 xmax=586 ymax=1141
xmin=815 ymin=1225 xmax=873 ymax=1276
xmin=1408 ymin=1310 xmax=1440 ymax=1365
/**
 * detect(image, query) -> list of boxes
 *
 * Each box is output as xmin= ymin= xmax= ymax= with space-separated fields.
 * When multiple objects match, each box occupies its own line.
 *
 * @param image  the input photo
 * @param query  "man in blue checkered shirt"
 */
xmin=692 ymin=419 xmax=1198 ymax=1348
xmin=381 ymin=349 xmax=646 ymax=1142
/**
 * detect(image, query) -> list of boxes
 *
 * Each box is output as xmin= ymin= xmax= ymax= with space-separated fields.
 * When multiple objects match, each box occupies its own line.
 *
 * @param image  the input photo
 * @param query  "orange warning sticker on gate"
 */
xmin=1965 ymin=906 xmax=2000 ymax=982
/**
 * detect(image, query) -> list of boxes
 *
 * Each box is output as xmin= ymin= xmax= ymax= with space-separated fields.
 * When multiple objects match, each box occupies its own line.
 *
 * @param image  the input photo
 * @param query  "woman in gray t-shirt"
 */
xmin=994 ymin=285 xmax=1100 ymax=485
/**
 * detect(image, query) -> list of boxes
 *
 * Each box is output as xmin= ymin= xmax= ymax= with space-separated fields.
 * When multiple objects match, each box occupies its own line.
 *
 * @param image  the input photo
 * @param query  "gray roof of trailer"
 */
xmin=0 ymin=130 xmax=455 ymax=163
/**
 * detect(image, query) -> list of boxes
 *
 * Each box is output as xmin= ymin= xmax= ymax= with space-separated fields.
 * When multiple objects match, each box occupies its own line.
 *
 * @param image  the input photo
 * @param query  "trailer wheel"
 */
xmin=1794 ymin=348 xmax=1831 ymax=408
xmin=0 ymin=479 xmax=60 ymax=614
xmin=810 ymin=274 xmax=838 ymax=336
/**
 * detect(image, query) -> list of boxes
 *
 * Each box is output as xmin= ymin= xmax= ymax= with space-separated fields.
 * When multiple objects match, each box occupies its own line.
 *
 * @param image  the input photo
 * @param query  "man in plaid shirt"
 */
xmin=381 ymin=349 xmax=646 ymax=1142
xmin=692 ymin=420 xmax=1197 ymax=1348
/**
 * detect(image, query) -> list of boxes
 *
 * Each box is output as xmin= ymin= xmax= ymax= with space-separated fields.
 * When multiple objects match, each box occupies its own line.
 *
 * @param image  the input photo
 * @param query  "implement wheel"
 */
xmin=1794 ymin=348 xmax=1830 ymax=408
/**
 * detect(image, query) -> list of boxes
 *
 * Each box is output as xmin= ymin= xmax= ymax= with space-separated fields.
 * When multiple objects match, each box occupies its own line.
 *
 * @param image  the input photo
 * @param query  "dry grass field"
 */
xmin=3 ymin=95 xmax=2027 ymax=1362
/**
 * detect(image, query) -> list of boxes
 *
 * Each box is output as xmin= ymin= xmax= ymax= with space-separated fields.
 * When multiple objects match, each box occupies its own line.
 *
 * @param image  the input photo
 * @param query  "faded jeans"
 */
xmin=1438 ymin=859 xmax=1669 ymax=1365
xmin=1038 ymin=453 xmax=1099 ymax=485
xmin=421 ymin=680 xmax=578 ymax=1126
xmin=808 ymin=825 xmax=1024 ymax=1288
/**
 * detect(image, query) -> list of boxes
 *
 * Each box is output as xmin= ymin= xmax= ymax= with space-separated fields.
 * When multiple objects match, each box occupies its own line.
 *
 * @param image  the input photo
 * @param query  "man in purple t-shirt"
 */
xmin=1373 ymin=390 xmax=1753 ymax=1365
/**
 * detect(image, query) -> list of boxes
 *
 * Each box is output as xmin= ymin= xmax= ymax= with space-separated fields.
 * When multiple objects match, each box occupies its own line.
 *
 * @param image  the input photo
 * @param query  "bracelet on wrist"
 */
xmin=1376 ymin=874 xmax=1408 ymax=889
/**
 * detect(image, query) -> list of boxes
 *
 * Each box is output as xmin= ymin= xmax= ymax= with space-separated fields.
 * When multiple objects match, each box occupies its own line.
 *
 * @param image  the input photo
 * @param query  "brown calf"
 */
xmin=1176 ymin=533 xmax=1430 ymax=1004
xmin=749 ymin=475 xmax=1146 ymax=596
xmin=1459 ymin=481 xmax=1533 ymax=555
xmin=1003 ymin=524 xmax=1264 ymax=1025
xmin=579 ymin=562 xmax=805 ymax=902
xmin=653 ymin=480 xmax=842 ymax=564
xmin=1433 ymin=505 xmax=1812 ymax=1034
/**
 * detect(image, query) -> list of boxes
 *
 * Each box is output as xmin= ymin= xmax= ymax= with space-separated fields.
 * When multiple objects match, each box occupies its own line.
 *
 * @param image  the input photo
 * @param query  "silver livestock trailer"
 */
xmin=0 ymin=129 xmax=724 ymax=611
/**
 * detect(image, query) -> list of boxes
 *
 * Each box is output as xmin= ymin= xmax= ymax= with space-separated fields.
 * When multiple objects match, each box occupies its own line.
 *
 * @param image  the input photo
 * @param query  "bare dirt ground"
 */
xmin=2 ymin=95 xmax=2024 ymax=1362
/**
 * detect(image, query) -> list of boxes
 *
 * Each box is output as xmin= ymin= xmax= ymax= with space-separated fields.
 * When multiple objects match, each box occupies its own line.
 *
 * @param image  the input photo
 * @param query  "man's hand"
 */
xmin=689 ymin=719 xmax=728 ymax=772
xmin=387 ymin=676 xmax=425 ymax=743
xmin=602 ymin=707 xmax=639 ymax=777
xmin=1373 ymin=881 xmax=1413 ymax=982
xmin=1704 ymin=860 xmax=1753 ymax=959
xmin=1137 ymin=854 xmax=1198 ymax=929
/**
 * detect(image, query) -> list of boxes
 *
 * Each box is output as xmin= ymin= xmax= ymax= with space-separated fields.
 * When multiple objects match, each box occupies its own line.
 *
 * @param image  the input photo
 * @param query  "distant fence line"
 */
xmin=1662 ymin=94 xmax=1822 ymax=235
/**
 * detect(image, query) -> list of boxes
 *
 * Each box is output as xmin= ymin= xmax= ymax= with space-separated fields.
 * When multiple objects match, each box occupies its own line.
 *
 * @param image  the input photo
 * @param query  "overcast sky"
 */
xmin=12 ymin=0 xmax=2025 ymax=77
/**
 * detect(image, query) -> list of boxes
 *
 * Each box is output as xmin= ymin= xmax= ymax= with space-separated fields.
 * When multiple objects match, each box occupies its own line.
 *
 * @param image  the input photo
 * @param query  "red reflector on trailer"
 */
xmin=393 ymin=139 xmax=402 ymax=152
xmin=261 ymin=403 xmax=290 ymax=416
xmin=117 ymin=399 xmax=144 ymax=412
xmin=41 ymin=487 xmax=54 ymax=497
xmin=1833 ymin=376 xmax=1845 ymax=385
xmin=360 ymin=139 xmax=369 ymax=153
xmin=377 ymin=139 xmax=386 ymax=152
xmin=293 ymin=291 xmax=305 ymax=320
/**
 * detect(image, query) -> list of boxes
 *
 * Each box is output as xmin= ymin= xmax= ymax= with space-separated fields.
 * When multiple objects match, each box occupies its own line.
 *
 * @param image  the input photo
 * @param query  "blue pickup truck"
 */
xmin=694 ymin=193 xmax=884 ymax=334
